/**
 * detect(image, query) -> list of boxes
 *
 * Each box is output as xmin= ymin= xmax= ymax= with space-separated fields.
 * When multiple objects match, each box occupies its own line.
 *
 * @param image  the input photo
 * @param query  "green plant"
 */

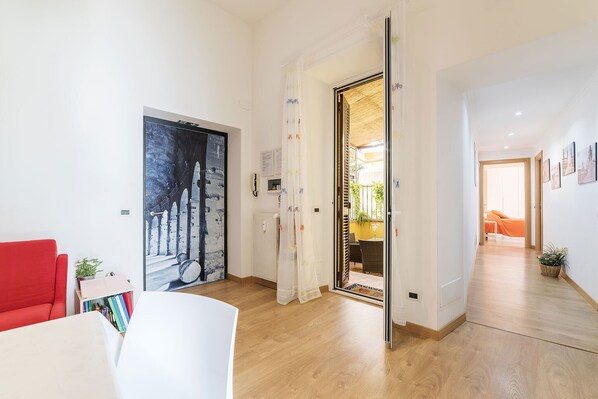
xmin=372 ymin=182 xmax=384 ymax=219
xmin=354 ymin=210 xmax=370 ymax=225
xmin=350 ymin=182 xmax=362 ymax=211
xmin=537 ymin=244 xmax=567 ymax=266
xmin=75 ymin=258 xmax=103 ymax=278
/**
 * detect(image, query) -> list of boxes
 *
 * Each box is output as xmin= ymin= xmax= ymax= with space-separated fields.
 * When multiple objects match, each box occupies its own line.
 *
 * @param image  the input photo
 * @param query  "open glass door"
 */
xmin=383 ymin=16 xmax=393 ymax=347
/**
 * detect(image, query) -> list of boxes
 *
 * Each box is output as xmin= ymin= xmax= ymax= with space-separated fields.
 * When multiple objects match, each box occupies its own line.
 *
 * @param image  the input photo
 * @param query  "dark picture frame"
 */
xmin=143 ymin=116 xmax=227 ymax=292
xmin=562 ymin=141 xmax=576 ymax=176
xmin=542 ymin=158 xmax=550 ymax=183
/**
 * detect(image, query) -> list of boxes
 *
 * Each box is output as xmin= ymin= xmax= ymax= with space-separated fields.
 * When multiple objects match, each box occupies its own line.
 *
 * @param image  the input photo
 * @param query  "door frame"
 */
xmin=478 ymin=158 xmax=532 ymax=248
xmin=332 ymin=73 xmax=384 ymax=298
xmin=534 ymin=151 xmax=543 ymax=253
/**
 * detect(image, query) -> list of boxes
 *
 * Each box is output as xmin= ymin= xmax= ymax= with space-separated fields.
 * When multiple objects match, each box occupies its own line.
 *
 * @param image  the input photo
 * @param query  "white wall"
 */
xmin=252 ymin=0 xmax=394 ymax=288
xmin=252 ymin=0 xmax=598 ymax=330
xmin=0 ymin=0 xmax=254 ymax=313
xmin=536 ymin=72 xmax=598 ymax=302
xmin=408 ymin=0 xmax=598 ymax=329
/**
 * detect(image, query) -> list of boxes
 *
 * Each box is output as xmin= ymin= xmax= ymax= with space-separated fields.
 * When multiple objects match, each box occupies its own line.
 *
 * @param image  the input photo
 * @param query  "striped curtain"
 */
xmin=277 ymin=59 xmax=322 ymax=305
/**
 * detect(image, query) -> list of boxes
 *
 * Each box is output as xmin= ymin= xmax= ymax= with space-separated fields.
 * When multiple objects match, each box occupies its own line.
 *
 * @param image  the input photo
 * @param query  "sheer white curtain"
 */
xmin=277 ymin=59 xmax=322 ymax=305
xmin=390 ymin=3 xmax=407 ymax=325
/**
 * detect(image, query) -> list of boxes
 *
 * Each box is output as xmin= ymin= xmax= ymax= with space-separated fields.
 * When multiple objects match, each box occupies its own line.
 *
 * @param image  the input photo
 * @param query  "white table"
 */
xmin=0 ymin=311 xmax=123 ymax=399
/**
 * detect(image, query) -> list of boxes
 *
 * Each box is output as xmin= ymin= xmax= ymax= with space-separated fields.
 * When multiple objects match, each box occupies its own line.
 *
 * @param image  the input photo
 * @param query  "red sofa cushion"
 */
xmin=0 ymin=240 xmax=57 ymax=313
xmin=0 ymin=303 xmax=52 ymax=331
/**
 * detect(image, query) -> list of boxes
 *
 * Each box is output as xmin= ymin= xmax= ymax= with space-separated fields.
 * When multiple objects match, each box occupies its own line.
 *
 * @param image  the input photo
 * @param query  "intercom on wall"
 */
xmin=251 ymin=173 xmax=260 ymax=197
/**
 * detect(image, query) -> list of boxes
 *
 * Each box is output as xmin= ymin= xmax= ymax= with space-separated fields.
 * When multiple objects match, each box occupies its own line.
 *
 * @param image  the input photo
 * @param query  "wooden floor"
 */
xmin=183 ymin=279 xmax=598 ymax=398
xmin=468 ymin=241 xmax=598 ymax=353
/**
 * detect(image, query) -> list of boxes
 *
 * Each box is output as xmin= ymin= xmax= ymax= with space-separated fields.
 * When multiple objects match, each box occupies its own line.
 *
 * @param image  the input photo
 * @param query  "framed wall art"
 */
xmin=144 ymin=116 xmax=227 ymax=291
xmin=542 ymin=158 xmax=550 ymax=183
xmin=551 ymin=162 xmax=561 ymax=190
xmin=562 ymin=141 xmax=576 ymax=176
xmin=577 ymin=142 xmax=597 ymax=185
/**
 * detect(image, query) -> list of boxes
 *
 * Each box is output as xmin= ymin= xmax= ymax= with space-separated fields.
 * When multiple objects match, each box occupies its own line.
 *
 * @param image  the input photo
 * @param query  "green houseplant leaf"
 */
xmin=537 ymin=244 xmax=567 ymax=266
xmin=75 ymin=257 xmax=104 ymax=278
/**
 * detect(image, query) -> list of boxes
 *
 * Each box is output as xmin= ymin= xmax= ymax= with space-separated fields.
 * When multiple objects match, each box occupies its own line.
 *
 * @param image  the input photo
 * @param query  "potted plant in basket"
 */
xmin=75 ymin=258 xmax=103 ymax=288
xmin=537 ymin=244 xmax=567 ymax=277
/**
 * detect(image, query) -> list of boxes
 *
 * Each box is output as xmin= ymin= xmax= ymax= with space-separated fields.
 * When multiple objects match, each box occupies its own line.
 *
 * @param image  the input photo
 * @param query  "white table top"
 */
xmin=0 ymin=311 xmax=123 ymax=399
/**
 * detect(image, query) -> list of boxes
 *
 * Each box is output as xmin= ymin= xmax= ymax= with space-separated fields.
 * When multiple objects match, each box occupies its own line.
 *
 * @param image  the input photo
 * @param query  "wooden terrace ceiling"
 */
xmin=344 ymin=77 xmax=384 ymax=149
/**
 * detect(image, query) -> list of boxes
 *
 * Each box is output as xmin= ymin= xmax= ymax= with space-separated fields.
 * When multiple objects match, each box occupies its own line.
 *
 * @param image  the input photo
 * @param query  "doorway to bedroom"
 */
xmin=479 ymin=158 xmax=531 ymax=248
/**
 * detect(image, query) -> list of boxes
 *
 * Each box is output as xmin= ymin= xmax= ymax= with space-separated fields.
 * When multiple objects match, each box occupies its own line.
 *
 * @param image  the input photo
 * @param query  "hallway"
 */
xmin=467 ymin=242 xmax=598 ymax=353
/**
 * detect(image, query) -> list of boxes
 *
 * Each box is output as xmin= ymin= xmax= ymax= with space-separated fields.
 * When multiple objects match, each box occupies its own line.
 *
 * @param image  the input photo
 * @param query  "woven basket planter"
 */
xmin=540 ymin=264 xmax=561 ymax=278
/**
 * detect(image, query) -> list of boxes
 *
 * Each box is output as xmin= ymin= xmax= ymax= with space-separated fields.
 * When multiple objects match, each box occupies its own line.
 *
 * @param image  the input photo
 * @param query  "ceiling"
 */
xmin=468 ymin=64 xmax=598 ymax=152
xmin=439 ymin=22 xmax=598 ymax=153
xmin=207 ymin=0 xmax=286 ymax=24
xmin=344 ymin=78 xmax=384 ymax=149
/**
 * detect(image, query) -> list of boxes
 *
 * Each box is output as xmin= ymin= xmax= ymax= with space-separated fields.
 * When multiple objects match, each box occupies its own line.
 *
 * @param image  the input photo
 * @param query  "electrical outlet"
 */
xmin=120 ymin=210 xmax=130 ymax=216
xmin=408 ymin=292 xmax=419 ymax=300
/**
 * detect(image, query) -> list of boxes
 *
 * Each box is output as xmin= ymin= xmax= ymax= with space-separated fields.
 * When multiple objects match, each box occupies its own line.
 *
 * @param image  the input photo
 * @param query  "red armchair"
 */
xmin=0 ymin=239 xmax=67 ymax=331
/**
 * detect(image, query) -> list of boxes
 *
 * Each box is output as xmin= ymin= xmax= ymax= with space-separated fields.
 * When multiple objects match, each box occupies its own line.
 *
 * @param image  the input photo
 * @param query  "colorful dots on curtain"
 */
xmin=299 ymin=188 xmax=304 ymax=194
xmin=295 ymin=134 xmax=301 ymax=140
xmin=288 ymin=134 xmax=293 ymax=140
xmin=286 ymin=98 xmax=299 ymax=104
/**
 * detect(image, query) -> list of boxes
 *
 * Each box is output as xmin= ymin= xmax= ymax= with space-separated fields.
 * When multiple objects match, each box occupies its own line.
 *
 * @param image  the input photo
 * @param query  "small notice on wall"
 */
xmin=261 ymin=147 xmax=282 ymax=177
xmin=261 ymin=150 xmax=274 ymax=176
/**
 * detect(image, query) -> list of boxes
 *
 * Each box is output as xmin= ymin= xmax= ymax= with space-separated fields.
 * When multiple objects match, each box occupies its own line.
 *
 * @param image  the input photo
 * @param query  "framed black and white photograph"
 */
xmin=577 ymin=142 xmax=597 ymax=185
xmin=562 ymin=141 xmax=576 ymax=176
xmin=144 ymin=116 xmax=227 ymax=291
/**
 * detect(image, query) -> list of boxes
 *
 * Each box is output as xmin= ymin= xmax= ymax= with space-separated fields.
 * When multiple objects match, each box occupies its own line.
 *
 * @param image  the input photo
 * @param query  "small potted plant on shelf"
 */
xmin=537 ymin=244 xmax=567 ymax=277
xmin=75 ymin=257 xmax=103 ymax=288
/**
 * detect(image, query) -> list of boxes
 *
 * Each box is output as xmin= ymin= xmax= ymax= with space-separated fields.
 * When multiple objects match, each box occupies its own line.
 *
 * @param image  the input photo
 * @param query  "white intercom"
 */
xmin=251 ymin=173 xmax=260 ymax=197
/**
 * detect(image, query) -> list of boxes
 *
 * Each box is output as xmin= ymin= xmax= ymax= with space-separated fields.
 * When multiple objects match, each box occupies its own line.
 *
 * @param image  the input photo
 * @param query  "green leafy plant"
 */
xmin=75 ymin=258 xmax=103 ymax=278
xmin=354 ymin=210 xmax=370 ymax=225
xmin=350 ymin=182 xmax=362 ymax=211
xmin=372 ymin=182 xmax=384 ymax=220
xmin=537 ymin=244 xmax=567 ymax=266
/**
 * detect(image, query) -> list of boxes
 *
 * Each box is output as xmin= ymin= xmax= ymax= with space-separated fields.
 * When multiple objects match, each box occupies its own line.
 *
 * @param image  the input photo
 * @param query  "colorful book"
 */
xmin=115 ymin=294 xmax=129 ymax=328
xmin=122 ymin=291 xmax=133 ymax=316
xmin=107 ymin=296 xmax=124 ymax=332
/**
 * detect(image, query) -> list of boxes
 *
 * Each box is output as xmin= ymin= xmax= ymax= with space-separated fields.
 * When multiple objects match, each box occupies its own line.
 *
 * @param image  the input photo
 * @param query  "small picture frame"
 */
xmin=542 ymin=159 xmax=550 ymax=183
xmin=551 ymin=162 xmax=561 ymax=190
xmin=562 ymin=142 xmax=576 ymax=176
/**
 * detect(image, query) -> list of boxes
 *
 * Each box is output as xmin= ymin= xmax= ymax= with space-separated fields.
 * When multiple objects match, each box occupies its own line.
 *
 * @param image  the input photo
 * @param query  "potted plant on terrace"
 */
xmin=75 ymin=257 xmax=103 ymax=288
xmin=537 ymin=244 xmax=567 ymax=277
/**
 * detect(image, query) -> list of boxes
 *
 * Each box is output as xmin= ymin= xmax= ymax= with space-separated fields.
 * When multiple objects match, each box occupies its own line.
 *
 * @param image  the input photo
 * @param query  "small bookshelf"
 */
xmin=75 ymin=275 xmax=135 ymax=333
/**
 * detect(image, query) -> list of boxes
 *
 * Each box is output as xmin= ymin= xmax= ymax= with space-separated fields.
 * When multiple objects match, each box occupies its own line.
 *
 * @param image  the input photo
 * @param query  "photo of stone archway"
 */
xmin=144 ymin=116 xmax=226 ymax=291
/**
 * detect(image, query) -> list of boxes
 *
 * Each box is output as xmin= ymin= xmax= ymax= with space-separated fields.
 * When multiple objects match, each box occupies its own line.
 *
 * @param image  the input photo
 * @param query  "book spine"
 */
xmin=108 ymin=296 xmax=124 ymax=332
xmin=115 ymin=294 xmax=129 ymax=328
xmin=123 ymin=291 xmax=133 ymax=316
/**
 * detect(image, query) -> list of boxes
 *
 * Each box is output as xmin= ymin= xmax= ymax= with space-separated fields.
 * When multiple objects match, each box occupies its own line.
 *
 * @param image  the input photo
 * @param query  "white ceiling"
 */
xmin=468 ymin=64 xmax=598 ymax=152
xmin=208 ymin=0 xmax=286 ymax=24
xmin=440 ymin=22 xmax=598 ymax=153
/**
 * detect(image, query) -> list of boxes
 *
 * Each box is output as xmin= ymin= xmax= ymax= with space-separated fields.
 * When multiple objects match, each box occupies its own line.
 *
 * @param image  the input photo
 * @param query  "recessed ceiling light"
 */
xmin=504 ymin=146 xmax=510 ymax=149
xmin=514 ymin=111 xmax=523 ymax=117
xmin=508 ymin=132 xmax=514 ymax=136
